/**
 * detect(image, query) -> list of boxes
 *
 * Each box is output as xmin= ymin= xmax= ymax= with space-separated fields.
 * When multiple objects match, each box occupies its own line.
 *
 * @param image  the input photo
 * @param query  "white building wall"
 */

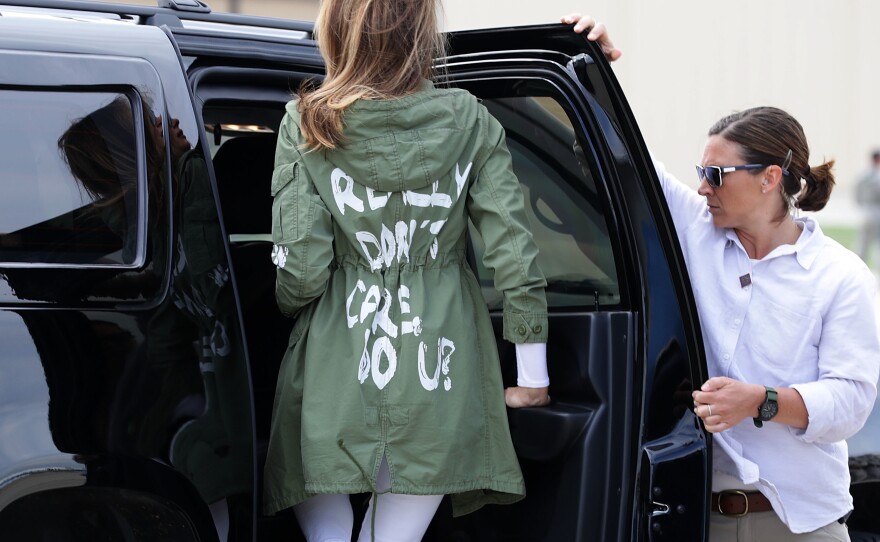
xmin=109 ymin=0 xmax=880 ymax=225
xmin=439 ymin=0 xmax=880 ymax=226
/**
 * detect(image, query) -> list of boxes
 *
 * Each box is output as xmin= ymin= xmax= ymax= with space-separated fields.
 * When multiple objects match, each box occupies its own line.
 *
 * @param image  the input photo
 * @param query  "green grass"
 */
xmin=822 ymin=224 xmax=876 ymax=268
xmin=822 ymin=225 xmax=857 ymax=251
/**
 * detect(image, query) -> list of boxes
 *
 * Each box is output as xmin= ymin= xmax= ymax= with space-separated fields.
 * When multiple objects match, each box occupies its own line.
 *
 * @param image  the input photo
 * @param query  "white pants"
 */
xmin=293 ymin=457 xmax=443 ymax=542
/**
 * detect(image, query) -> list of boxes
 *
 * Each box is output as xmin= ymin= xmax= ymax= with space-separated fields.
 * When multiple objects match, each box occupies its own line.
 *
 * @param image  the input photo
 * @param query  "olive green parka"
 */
xmin=263 ymin=81 xmax=548 ymax=517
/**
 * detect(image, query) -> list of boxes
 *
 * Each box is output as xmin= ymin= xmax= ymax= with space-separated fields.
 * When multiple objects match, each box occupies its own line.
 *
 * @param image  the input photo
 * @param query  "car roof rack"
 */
xmin=158 ymin=0 xmax=210 ymax=13
xmin=0 ymin=0 xmax=313 ymax=35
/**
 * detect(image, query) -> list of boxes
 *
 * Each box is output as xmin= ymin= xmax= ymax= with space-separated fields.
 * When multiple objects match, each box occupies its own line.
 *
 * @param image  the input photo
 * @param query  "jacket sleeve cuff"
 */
xmin=503 ymin=311 xmax=548 ymax=343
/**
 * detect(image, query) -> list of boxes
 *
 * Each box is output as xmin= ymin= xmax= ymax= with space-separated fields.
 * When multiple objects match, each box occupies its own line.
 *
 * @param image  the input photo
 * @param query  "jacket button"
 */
xmin=517 ymin=325 xmax=527 ymax=335
xmin=534 ymin=325 xmax=543 ymax=334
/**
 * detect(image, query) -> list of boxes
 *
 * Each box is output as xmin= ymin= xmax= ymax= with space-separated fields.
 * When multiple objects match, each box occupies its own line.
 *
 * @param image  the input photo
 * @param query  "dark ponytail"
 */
xmin=796 ymin=160 xmax=835 ymax=212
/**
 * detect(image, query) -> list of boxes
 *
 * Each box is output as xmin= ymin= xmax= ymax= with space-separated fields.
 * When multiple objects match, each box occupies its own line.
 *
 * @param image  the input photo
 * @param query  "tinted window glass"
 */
xmin=0 ymin=90 xmax=144 ymax=267
xmin=464 ymin=84 xmax=620 ymax=310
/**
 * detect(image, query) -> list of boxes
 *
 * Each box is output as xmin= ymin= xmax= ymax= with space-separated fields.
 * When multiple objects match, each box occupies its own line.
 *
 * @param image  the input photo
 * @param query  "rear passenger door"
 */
xmin=0 ymin=16 xmax=255 ymax=542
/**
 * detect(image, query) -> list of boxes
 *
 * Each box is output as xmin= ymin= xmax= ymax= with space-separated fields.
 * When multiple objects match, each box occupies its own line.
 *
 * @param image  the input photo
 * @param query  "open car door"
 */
xmin=438 ymin=25 xmax=711 ymax=542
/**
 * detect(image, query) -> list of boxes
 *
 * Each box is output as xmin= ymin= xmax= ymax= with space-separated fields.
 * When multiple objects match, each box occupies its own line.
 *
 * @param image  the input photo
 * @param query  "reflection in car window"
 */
xmin=0 ymin=90 xmax=144 ymax=266
xmin=466 ymin=90 xmax=620 ymax=310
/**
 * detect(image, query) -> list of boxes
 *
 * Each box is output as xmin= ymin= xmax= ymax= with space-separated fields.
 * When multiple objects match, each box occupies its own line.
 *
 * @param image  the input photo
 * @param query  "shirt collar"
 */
xmin=791 ymin=217 xmax=823 ymax=269
xmin=723 ymin=217 xmax=822 ymax=270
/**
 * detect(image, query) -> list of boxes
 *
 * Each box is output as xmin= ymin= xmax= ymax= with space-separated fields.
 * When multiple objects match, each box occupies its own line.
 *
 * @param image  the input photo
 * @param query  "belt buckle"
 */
xmin=717 ymin=490 xmax=749 ymax=518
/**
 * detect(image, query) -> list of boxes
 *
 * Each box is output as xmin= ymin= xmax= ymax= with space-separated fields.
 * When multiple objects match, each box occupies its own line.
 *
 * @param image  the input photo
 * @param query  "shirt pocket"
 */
xmin=746 ymin=295 xmax=820 ymax=382
xmin=271 ymin=162 xmax=298 ymax=242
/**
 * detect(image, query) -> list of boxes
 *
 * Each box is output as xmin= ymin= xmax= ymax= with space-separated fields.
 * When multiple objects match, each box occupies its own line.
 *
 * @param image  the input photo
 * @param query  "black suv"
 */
xmin=1 ymin=1 xmax=878 ymax=541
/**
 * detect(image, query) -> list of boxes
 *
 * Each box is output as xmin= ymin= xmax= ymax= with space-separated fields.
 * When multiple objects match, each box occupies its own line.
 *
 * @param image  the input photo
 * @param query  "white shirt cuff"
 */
xmin=515 ymin=342 xmax=549 ymax=387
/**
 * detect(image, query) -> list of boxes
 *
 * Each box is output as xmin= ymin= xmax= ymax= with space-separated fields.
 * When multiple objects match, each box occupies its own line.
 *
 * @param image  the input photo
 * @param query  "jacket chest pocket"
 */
xmin=271 ymin=162 xmax=299 ymax=242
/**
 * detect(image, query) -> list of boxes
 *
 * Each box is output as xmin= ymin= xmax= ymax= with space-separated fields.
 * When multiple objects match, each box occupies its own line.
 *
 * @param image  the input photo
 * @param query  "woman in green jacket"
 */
xmin=263 ymin=0 xmax=550 ymax=539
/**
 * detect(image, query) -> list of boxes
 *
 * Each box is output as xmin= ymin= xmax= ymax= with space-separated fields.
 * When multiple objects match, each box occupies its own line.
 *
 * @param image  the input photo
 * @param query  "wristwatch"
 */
xmin=753 ymin=386 xmax=778 ymax=428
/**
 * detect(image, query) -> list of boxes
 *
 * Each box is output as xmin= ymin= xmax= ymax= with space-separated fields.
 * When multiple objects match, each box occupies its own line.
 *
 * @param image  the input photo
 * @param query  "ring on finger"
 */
xmin=707 ymin=405 xmax=713 ymax=417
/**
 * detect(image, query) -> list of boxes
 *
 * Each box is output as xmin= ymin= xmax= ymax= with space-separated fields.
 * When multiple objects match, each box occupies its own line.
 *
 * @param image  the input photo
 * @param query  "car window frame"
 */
xmin=0 ymin=49 xmax=174 ymax=307
xmin=453 ymin=77 xmax=624 ymax=311
xmin=0 ymin=85 xmax=151 ymax=270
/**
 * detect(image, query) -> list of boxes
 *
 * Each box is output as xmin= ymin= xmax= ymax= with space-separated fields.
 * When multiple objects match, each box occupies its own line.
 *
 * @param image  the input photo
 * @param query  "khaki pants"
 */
xmin=710 ymin=511 xmax=850 ymax=542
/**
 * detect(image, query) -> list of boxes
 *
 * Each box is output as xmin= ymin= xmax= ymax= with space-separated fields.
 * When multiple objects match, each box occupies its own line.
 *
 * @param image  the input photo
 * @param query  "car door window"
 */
xmin=463 ymin=80 xmax=621 ymax=310
xmin=0 ymin=90 xmax=150 ymax=268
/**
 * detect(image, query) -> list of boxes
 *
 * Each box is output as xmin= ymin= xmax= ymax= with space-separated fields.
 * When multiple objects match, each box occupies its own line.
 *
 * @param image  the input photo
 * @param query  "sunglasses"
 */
xmin=694 ymin=164 xmax=767 ymax=188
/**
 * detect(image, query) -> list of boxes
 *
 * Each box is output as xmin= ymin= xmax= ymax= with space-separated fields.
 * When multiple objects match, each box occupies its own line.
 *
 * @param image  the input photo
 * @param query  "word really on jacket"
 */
xmin=334 ymin=163 xmax=472 ymax=393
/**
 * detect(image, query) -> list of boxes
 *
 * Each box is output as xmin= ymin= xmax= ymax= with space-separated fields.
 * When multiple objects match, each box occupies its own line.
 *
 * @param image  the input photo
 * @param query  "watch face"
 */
xmin=760 ymin=401 xmax=778 ymax=421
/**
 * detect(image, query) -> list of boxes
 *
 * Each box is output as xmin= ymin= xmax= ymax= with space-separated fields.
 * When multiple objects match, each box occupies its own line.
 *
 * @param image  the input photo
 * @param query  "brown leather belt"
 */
xmin=711 ymin=491 xmax=773 ymax=516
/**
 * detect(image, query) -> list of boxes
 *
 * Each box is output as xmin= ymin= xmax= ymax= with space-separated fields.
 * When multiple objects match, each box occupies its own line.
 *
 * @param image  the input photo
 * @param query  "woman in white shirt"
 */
xmin=564 ymin=13 xmax=880 ymax=542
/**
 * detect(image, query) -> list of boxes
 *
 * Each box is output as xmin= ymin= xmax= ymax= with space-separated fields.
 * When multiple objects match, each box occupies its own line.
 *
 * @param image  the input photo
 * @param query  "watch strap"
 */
xmin=753 ymin=386 xmax=777 ymax=428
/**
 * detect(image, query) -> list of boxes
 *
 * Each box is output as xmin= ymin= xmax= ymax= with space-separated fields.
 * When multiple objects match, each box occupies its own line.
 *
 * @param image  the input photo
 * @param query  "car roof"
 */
xmin=0 ymin=0 xmax=314 ymax=42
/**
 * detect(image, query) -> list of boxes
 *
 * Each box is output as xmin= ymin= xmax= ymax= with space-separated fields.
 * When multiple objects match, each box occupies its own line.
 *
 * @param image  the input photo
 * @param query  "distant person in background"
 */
xmin=855 ymin=149 xmax=880 ymax=268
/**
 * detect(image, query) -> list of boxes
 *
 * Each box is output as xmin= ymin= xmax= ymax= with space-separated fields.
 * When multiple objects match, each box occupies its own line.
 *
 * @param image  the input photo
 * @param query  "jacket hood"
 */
xmin=289 ymin=81 xmax=481 ymax=193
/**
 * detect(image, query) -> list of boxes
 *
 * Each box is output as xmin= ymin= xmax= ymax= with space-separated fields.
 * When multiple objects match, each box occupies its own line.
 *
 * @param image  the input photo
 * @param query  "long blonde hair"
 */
xmin=298 ymin=0 xmax=446 ymax=150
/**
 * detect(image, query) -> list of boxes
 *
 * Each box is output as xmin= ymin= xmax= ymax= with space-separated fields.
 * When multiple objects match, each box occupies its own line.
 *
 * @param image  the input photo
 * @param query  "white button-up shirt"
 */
xmin=655 ymin=159 xmax=880 ymax=533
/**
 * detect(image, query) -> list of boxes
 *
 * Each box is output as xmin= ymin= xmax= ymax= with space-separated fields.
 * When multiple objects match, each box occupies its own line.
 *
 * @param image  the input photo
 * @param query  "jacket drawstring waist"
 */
xmin=338 ymin=439 xmax=388 ymax=542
